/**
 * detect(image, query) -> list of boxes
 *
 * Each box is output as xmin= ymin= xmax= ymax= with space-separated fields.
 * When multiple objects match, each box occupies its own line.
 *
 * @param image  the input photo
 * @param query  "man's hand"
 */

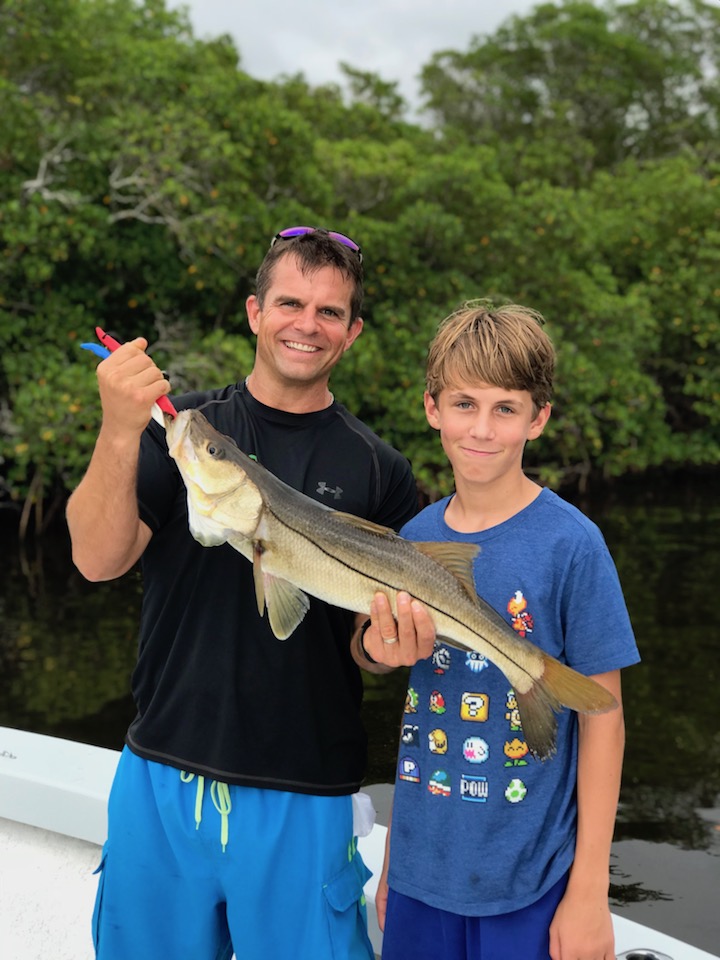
xmin=360 ymin=592 xmax=436 ymax=668
xmin=97 ymin=337 xmax=171 ymax=436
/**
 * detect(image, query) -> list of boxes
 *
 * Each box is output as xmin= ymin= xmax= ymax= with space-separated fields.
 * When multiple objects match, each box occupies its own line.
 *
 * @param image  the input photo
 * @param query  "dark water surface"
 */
xmin=1 ymin=473 xmax=718 ymax=952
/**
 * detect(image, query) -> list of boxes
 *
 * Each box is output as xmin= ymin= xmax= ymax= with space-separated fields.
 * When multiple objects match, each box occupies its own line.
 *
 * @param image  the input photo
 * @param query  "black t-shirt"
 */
xmin=125 ymin=381 xmax=418 ymax=794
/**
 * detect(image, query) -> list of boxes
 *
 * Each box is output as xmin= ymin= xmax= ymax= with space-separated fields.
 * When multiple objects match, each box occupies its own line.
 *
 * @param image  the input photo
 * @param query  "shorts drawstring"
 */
xmin=211 ymin=780 xmax=232 ymax=852
xmin=180 ymin=771 xmax=232 ymax=851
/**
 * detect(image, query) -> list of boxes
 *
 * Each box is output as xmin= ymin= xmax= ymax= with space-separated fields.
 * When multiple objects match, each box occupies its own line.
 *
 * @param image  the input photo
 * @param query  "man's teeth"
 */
xmin=286 ymin=341 xmax=319 ymax=353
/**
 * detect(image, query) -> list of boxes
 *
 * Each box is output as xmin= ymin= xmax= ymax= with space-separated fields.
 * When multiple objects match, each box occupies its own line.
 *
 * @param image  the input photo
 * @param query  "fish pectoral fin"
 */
xmin=252 ymin=541 xmax=266 ymax=618
xmin=333 ymin=511 xmax=398 ymax=538
xmin=263 ymin=575 xmax=311 ymax=640
xmin=227 ymin=535 xmax=253 ymax=562
xmin=411 ymin=542 xmax=480 ymax=601
xmin=250 ymin=530 xmax=309 ymax=638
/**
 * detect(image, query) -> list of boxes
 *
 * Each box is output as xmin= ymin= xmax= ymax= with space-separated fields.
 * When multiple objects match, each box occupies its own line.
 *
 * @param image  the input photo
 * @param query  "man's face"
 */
xmin=246 ymin=255 xmax=363 ymax=392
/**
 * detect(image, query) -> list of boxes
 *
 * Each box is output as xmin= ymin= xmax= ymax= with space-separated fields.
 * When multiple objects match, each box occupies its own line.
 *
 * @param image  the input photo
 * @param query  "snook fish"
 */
xmin=165 ymin=408 xmax=617 ymax=760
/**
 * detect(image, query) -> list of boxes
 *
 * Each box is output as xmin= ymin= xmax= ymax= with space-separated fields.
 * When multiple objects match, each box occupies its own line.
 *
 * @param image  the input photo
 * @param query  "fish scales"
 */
xmin=256 ymin=489 xmax=542 ymax=689
xmin=166 ymin=409 xmax=618 ymax=760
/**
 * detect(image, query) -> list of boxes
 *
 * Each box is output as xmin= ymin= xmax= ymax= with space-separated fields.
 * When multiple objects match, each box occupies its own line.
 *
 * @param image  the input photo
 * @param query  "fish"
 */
xmin=164 ymin=408 xmax=617 ymax=760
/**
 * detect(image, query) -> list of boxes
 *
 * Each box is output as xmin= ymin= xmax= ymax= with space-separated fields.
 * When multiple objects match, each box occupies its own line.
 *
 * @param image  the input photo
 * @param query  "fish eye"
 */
xmin=206 ymin=442 xmax=225 ymax=459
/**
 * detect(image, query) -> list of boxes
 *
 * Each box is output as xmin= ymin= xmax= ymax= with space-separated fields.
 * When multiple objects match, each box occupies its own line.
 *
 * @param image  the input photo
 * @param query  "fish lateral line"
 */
xmin=254 ymin=508 xmax=543 ymax=687
xmin=167 ymin=409 xmax=617 ymax=755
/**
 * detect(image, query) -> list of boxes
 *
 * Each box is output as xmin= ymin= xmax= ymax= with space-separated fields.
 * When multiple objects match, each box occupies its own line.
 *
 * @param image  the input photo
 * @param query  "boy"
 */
xmin=367 ymin=302 xmax=639 ymax=960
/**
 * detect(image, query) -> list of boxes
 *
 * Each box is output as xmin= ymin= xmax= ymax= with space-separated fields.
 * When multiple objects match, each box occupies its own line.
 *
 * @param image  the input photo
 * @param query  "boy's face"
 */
xmin=424 ymin=382 xmax=551 ymax=489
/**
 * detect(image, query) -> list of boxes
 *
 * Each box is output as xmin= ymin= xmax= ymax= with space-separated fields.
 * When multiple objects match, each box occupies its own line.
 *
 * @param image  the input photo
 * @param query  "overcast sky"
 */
xmin=168 ymin=0 xmax=541 ymax=106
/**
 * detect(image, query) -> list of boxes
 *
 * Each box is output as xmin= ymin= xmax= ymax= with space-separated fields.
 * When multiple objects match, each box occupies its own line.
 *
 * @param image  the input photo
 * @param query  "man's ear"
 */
xmin=342 ymin=316 xmax=364 ymax=353
xmin=424 ymin=391 xmax=441 ymax=430
xmin=246 ymin=294 xmax=261 ymax=334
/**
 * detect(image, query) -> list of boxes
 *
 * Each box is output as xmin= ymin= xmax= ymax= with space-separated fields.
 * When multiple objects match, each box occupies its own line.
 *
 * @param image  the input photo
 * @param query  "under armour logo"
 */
xmin=316 ymin=481 xmax=343 ymax=500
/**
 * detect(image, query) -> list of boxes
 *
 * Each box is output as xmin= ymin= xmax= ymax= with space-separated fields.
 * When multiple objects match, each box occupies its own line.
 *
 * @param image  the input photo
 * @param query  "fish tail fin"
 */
xmin=515 ymin=655 xmax=618 ymax=761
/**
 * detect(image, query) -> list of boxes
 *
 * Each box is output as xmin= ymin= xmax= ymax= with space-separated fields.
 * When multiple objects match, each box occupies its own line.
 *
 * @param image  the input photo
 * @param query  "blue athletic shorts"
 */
xmin=381 ymin=872 xmax=569 ymax=960
xmin=92 ymin=747 xmax=374 ymax=960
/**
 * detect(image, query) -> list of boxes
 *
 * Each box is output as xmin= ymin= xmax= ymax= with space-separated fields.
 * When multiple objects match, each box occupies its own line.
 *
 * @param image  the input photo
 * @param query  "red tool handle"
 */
xmin=96 ymin=326 xmax=177 ymax=418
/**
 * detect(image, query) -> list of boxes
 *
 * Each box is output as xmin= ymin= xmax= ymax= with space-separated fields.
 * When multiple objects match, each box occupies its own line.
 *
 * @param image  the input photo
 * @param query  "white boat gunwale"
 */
xmin=0 ymin=726 xmax=716 ymax=960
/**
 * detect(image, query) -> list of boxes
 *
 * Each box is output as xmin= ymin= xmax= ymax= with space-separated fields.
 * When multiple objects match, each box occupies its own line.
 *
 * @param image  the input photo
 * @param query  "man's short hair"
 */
xmin=255 ymin=230 xmax=364 ymax=323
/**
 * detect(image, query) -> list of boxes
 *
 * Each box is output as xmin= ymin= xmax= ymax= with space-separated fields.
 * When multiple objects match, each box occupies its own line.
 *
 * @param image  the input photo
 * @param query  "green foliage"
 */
xmin=420 ymin=0 xmax=720 ymax=184
xmin=1 ymin=0 xmax=719 ymax=528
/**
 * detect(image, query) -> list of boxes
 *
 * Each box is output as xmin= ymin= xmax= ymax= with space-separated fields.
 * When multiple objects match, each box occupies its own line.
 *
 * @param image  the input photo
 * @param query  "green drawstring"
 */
xmin=210 ymin=780 xmax=232 ymax=852
xmin=180 ymin=770 xmax=205 ymax=831
xmin=180 ymin=771 xmax=232 ymax=851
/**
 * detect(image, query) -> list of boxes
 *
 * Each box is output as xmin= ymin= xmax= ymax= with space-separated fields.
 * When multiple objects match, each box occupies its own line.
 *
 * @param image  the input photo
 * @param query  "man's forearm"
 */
xmin=66 ymin=426 xmax=150 ymax=581
xmin=350 ymin=615 xmax=395 ymax=675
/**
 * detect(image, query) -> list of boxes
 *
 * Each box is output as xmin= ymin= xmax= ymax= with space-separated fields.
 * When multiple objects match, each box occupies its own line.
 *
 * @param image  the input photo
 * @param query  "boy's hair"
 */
xmin=426 ymin=302 xmax=555 ymax=411
xmin=255 ymin=230 xmax=364 ymax=323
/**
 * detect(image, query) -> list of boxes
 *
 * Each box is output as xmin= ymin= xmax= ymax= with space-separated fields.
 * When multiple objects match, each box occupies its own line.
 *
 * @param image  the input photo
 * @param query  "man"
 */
xmin=67 ymin=227 xmax=433 ymax=960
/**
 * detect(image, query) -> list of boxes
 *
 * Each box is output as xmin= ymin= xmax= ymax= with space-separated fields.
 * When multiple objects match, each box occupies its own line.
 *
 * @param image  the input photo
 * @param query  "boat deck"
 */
xmin=1 ymin=727 xmax=717 ymax=960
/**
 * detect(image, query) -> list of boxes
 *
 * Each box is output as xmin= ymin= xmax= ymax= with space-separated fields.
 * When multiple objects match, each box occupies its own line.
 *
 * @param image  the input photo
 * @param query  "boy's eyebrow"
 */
xmin=446 ymin=386 xmax=528 ymax=406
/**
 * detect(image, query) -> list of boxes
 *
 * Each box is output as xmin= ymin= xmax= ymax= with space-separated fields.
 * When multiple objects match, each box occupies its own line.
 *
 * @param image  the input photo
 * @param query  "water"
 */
xmin=1 ymin=473 xmax=719 ymax=953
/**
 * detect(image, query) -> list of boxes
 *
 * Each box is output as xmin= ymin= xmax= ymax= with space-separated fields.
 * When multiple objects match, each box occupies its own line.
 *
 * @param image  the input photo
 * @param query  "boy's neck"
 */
xmin=444 ymin=474 xmax=543 ymax=534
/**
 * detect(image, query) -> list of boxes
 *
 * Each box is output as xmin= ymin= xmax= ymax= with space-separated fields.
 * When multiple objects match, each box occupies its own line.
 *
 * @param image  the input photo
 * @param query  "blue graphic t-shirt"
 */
xmin=387 ymin=488 xmax=640 ymax=916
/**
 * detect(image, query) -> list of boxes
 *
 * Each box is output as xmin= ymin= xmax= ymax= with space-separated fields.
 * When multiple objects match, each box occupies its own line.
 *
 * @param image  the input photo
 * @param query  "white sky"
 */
xmin=168 ymin=0 xmax=541 ymax=106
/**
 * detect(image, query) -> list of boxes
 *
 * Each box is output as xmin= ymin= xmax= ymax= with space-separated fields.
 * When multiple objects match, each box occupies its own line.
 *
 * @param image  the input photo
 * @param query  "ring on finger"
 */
xmin=383 ymin=635 xmax=399 ymax=645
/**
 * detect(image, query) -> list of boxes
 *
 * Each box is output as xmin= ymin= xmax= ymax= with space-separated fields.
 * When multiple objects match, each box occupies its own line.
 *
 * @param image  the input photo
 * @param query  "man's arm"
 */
xmin=66 ymin=338 xmax=171 ymax=581
xmin=548 ymin=670 xmax=625 ymax=960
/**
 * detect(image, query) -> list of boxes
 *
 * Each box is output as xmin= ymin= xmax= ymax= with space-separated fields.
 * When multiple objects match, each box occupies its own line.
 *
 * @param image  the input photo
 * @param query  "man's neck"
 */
xmin=244 ymin=372 xmax=334 ymax=414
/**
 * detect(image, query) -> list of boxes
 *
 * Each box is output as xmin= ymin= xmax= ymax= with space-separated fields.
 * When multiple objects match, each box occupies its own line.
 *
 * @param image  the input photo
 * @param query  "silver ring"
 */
xmin=383 ymin=635 xmax=399 ymax=645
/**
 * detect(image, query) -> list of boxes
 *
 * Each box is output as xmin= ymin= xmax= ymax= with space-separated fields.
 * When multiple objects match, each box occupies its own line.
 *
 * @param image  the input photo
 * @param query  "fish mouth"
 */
xmin=166 ymin=410 xmax=199 ymax=465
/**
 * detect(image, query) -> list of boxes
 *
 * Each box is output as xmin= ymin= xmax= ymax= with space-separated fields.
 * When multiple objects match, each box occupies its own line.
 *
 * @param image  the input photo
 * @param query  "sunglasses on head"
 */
xmin=271 ymin=226 xmax=362 ymax=262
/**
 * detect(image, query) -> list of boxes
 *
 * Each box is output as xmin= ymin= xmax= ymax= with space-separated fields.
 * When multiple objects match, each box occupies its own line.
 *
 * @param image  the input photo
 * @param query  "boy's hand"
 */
xmin=362 ymin=592 xmax=436 ymax=667
xmin=549 ymin=890 xmax=615 ymax=960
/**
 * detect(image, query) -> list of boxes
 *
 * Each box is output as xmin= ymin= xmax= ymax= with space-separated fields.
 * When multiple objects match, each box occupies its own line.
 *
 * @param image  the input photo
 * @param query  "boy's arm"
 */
xmin=375 ymin=816 xmax=393 ymax=931
xmin=548 ymin=669 xmax=625 ymax=960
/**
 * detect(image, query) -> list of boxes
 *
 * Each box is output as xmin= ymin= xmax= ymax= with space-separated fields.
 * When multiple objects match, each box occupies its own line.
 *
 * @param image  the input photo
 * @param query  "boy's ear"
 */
xmin=424 ymin=391 xmax=441 ymax=430
xmin=528 ymin=403 xmax=552 ymax=440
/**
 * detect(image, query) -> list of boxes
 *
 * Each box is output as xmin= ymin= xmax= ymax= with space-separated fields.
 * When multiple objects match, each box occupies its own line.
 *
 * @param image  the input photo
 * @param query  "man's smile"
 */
xmin=284 ymin=340 xmax=320 ymax=353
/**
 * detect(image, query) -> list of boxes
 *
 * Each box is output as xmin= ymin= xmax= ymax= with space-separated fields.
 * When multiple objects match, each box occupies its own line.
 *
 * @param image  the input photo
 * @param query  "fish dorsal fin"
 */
xmin=252 ymin=540 xmax=310 ymax=640
xmin=412 ymin=542 xmax=480 ymax=602
xmin=333 ymin=511 xmax=398 ymax=539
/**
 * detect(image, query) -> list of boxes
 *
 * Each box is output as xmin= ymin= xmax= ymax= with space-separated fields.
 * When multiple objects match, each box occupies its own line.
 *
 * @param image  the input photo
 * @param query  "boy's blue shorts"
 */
xmin=382 ymin=872 xmax=569 ymax=960
xmin=92 ymin=747 xmax=374 ymax=960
